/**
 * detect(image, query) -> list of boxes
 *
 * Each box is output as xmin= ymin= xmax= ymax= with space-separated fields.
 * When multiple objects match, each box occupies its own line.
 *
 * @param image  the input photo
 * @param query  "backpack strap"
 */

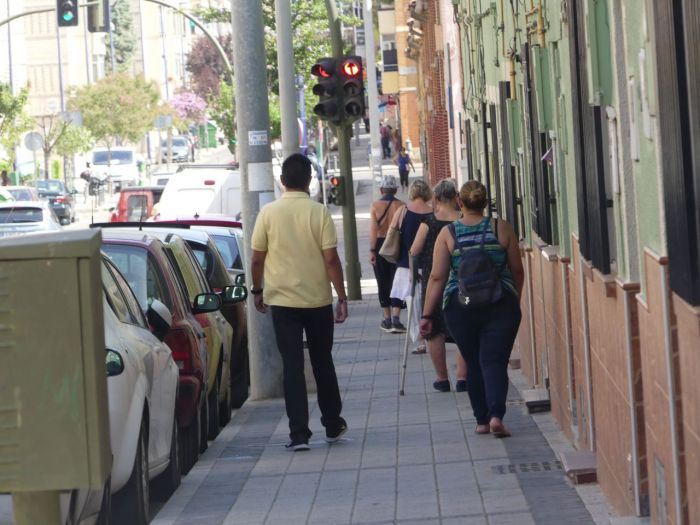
xmin=448 ymin=222 xmax=458 ymax=248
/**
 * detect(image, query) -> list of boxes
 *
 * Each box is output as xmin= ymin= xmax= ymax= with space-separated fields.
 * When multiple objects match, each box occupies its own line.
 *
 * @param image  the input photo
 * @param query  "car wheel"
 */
xmin=230 ymin=342 xmax=249 ymax=409
xmin=153 ymin=417 xmax=181 ymax=500
xmin=96 ymin=477 xmax=111 ymax=525
xmin=207 ymin=375 xmax=221 ymax=440
xmin=199 ymin=394 xmax=209 ymax=454
xmin=111 ymin=417 xmax=149 ymax=525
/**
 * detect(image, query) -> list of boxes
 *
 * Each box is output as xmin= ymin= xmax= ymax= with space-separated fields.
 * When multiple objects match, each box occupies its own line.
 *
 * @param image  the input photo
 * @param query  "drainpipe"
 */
xmin=524 ymin=248 xmax=538 ymax=386
xmin=561 ymin=260 xmax=575 ymax=423
xmin=660 ymin=265 xmax=683 ymax=525
xmin=578 ymin=253 xmax=595 ymax=450
xmin=623 ymin=286 xmax=642 ymax=516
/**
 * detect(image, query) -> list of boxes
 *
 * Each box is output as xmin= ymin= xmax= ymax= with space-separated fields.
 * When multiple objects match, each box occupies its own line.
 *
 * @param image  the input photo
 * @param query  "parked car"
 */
xmin=33 ymin=179 xmax=76 ymax=224
xmin=147 ymin=231 xmax=235 ymax=439
xmin=0 ymin=201 xmax=62 ymax=238
xmin=92 ymin=147 xmax=142 ymax=191
xmin=144 ymin=224 xmax=249 ymax=408
xmin=100 ymin=255 xmax=180 ymax=523
xmin=100 ymin=230 xmax=210 ymax=474
xmin=109 ymin=186 xmax=164 ymax=222
xmin=5 ymin=185 xmax=39 ymax=201
xmin=161 ymin=136 xmax=194 ymax=163
xmin=155 ymin=166 xmax=241 ymax=219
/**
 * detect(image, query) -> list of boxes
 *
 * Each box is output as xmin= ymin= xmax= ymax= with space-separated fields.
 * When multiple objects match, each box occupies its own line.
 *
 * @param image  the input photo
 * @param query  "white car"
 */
xmin=100 ymin=255 xmax=180 ymax=523
xmin=0 ymin=201 xmax=62 ymax=238
xmin=155 ymin=167 xmax=241 ymax=219
xmin=92 ymin=147 xmax=143 ymax=190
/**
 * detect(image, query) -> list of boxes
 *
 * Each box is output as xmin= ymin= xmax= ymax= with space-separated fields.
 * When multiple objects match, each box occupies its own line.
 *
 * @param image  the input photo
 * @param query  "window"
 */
xmin=126 ymin=195 xmax=148 ymax=222
xmin=102 ymin=244 xmax=149 ymax=309
xmin=652 ymin=0 xmax=700 ymax=305
xmin=101 ymin=260 xmax=135 ymax=324
xmin=147 ymin=256 xmax=174 ymax=311
xmin=212 ymin=235 xmax=243 ymax=270
xmin=110 ymin=264 xmax=148 ymax=329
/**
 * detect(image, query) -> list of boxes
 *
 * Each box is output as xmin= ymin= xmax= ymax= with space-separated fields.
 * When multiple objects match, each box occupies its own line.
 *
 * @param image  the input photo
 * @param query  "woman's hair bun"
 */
xmin=460 ymin=180 xmax=488 ymax=211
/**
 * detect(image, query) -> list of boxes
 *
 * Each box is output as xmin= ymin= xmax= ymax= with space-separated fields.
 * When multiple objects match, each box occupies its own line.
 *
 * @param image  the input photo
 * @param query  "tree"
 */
xmin=68 ymin=73 xmax=159 ymax=160
xmin=34 ymin=115 xmax=94 ymax=180
xmin=209 ymin=81 xmax=236 ymax=154
xmin=186 ymin=35 xmax=233 ymax=100
xmin=0 ymin=84 xmax=32 ymax=164
xmin=170 ymin=91 xmax=207 ymax=127
xmin=106 ymin=0 xmax=137 ymax=72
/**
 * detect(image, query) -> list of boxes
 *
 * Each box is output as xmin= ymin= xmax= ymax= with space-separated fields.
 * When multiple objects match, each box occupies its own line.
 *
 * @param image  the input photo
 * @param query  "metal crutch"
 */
xmin=399 ymin=257 xmax=419 ymax=396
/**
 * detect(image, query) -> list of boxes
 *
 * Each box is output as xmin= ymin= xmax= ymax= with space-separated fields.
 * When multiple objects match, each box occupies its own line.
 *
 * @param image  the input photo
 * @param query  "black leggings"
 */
xmin=399 ymin=169 xmax=409 ymax=188
xmin=373 ymin=238 xmax=403 ymax=309
xmin=444 ymin=292 xmax=521 ymax=424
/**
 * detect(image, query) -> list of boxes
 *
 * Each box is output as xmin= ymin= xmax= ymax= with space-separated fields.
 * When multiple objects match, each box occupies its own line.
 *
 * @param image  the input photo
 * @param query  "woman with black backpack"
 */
xmin=419 ymin=180 xmax=524 ymax=437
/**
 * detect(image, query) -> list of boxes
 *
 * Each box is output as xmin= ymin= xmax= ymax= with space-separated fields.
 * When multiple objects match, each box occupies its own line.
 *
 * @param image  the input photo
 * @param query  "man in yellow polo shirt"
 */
xmin=250 ymin=153 xmax=349 ymax=451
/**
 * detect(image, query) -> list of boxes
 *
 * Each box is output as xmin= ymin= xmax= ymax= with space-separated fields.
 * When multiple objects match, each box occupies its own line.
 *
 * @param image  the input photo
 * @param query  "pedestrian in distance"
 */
xmin=394 ymin=147 xmax=415 ymax=190
xmin=420 ymin=180 xmax=524 ymax=437
xmin=410 ymin=178 xmax=467 ymax=392
xmin=1 ymin=170 xmax=9 ymax=186
xmin=388 ymin=179 xmax=433 ymax=334
xmin=380 ymin=124 xmax=391 ymax=159
xmin=250 ymin=153 xmax=349 ymax=451
xmin=369 ymin=175 xmax=406 ymax=333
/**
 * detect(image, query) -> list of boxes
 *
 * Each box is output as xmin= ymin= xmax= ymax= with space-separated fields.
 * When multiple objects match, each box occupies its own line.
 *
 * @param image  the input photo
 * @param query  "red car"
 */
xmin=101 ymin=230 xmax=209 ymax=474
xmin=110 ymin=186 xmax=164 ymax=222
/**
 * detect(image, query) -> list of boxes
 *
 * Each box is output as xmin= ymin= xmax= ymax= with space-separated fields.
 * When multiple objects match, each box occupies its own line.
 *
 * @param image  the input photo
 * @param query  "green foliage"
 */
xmin=208 ymin=81 xmax=236 ymax=154
xmin=106 ymin=0 xmax=137 ymax=72
xmin=0 ymin=84 xmax=32 ymax=162
xmin=55 ymin=125 xmax=94 ymax=157
xmin=191 ymin=7 xmax=230 ymax=24
xmin=34 ymin=114 xmax=93 ymax=179
xmin=68 ymin=73 xmax=160 ymax=149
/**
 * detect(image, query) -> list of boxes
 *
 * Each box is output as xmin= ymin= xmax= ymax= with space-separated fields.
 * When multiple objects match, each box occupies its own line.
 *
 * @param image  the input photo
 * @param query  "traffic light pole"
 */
xmin=323 ymin=0 xmax=362 ymax=300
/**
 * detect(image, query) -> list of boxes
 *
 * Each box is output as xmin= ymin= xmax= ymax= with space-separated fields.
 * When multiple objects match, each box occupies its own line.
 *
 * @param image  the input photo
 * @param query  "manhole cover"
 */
xmin=491 ymin=461 xmax=563 ymax=474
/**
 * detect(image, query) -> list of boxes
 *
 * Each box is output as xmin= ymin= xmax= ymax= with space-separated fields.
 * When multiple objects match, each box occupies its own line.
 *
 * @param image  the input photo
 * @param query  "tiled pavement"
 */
xmin=153 ymin=296 xmax=615 ymax=525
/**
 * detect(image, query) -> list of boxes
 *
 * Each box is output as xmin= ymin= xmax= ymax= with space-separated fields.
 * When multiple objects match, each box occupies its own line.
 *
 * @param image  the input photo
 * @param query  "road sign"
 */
xmin=24 ymin=132 xmax=44 ymax=152
xmin=154 ymin=115 xmax=173 ymax=129
xmin=47 ymin=99 xmax=59 ymax=114
xmin=60 ymin=111 xmax=83 ymax=126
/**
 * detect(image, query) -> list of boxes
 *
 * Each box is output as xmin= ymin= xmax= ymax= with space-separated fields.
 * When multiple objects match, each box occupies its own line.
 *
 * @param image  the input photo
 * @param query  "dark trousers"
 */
xmin=271 ymin=305 xmax=344 ymax=442
xmin=399 ymin=168 xmax=409 ymax=188
xmin=381 ymin=137 xmax=391 ymax=158
xmin=373 ymin=238 xmax=403 ymax=309
xmin=444 ymin=292 xmax=522 ymax=424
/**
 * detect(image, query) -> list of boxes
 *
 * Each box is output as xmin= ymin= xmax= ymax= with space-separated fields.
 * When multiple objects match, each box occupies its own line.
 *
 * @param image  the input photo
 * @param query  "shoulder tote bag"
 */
xmin=379 ymin=205 xmax=406 ymax=264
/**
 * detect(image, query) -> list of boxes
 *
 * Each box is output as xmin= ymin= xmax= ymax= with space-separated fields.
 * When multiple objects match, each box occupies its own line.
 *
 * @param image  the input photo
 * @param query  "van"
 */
xmin=155 ymin=166 xmax=241 ymax=219
xmin=92 ymin=147 xmax=142 ymax=190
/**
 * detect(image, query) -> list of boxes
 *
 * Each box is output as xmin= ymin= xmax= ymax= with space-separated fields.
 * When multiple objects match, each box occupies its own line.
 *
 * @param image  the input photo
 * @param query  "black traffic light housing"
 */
xmin=311 ymin=58 xmax=341 ymax=123
xmin=338 ymin=56 xmax=365 ymax=123
xmin=329 ymin=175 xmax=346 ymax=206
xmin=88 ymin=0 xmax=110 ymax=33
xmin=57 ymin=0 xmax=79 ymax=27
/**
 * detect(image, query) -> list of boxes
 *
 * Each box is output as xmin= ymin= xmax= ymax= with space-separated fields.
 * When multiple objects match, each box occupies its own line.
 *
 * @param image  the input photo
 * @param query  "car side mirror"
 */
xmin=147 ymin=299 xmax=172 ymax=341
xmin=193 ymin=292 xmax=221 ymax=314
xmin=222 ymin=285 xmax=247 ymax=304
xmin=234 ymin=273 xmax=245 ymax=286
xmin=106 ymin=349 xmax=125 ymax=376
xmin=70 ymin=189 xmax=78 ymax=195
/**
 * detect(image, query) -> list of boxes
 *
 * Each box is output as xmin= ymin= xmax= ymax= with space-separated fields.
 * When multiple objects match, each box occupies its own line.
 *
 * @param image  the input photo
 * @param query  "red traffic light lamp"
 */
xmin=339 ymin=56 xmax=365 ymax=122
xmin=329 ymin=175 xmax=346 ymax=206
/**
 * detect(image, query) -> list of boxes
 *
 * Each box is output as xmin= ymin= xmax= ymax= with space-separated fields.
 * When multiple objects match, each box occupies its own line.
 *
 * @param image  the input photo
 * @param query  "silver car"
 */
xmin=0 ymin=201 xmax=62 ymax=238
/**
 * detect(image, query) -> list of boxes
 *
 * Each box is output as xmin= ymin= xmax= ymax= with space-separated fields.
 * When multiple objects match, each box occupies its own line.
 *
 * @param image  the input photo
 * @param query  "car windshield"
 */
xmin=102 ymin=244 xmax=149 ymax=310
xmin=36 ymin=180 xmax=65 ymax=193
xmin=211 ymin=235 xmax=243 ymax=270
xmin=8 ymin=188 xmax=35 ymax=201
xmin=0 ymin=208 xmax=43 ymax=223
xmin=93 ymin=150 xmax=134 ymax=165
xmin=162 ymin=137 xmax=188 ymax=147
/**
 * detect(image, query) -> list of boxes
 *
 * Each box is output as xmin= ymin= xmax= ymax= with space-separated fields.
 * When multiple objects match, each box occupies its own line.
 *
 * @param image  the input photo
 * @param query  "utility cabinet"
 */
xmin=0 ymin=229 xmax=110 ymax=492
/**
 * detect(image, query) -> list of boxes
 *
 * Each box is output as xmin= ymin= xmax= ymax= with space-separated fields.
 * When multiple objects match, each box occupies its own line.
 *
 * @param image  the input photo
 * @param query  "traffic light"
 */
xmin=87 ymin=0 xmax=109 ymax=33
xmin=329 ymin=175 xmax=346 ymax=206
xmin=57 ymin=0 xmax=78 ymax=27
xmin=338 ymin=56 xmax=365 ymax=122
xmin=311 ymin=58 xmax=341 ymax=123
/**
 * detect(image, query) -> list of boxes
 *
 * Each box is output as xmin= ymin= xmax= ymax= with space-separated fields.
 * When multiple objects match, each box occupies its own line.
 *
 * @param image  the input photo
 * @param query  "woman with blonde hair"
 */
xmin=410 ymin=179 xmax=467 ymax=392
xmin=386 ymin=179 xmax=432 ymax=333
xmin=420 ymin=180 xmax=524 ymax=437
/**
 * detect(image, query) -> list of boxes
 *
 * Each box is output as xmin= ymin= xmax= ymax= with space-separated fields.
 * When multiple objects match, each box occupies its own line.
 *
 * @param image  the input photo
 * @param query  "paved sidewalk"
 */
xmin=153 ymin=295 xmax=610 ymax=525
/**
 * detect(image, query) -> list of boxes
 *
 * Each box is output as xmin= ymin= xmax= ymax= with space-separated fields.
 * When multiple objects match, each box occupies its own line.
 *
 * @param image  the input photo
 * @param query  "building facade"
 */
xmin=446 ymin=0 xmax=700 ymax=523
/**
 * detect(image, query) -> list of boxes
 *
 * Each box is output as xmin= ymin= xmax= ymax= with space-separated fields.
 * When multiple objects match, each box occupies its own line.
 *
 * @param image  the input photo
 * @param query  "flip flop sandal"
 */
xmin=475 ymin=425 xmax=491 ymax=435
xmin=411 ymin=345 xmax=427 ymax=354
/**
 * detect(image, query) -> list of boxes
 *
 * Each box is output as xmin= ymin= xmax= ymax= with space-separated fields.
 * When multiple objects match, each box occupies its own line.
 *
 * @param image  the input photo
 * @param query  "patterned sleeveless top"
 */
xmin=443 ymin=217 xmax=517 ymax=307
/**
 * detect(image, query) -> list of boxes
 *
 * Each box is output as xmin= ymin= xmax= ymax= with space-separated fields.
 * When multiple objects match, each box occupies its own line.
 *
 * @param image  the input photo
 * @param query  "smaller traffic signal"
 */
xmin=311 ymin=58 xmax=341 ymax=123
xmin=57 ymin=0 xmax=79 ymax=27
xmin=338 ymin=56 xmax=365 ymax=123
xmin=329 ymin=175 xmax=346 ymax=206
xmin=87 ymin=0 xmax=109 ymax=33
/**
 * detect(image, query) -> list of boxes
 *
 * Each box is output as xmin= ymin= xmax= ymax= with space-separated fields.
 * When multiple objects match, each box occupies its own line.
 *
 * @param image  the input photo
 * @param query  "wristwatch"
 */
xmin=250 ymin=287 xmax=263 ymax=295
xmin=337 ymin=297 xmax=348 ymax=304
